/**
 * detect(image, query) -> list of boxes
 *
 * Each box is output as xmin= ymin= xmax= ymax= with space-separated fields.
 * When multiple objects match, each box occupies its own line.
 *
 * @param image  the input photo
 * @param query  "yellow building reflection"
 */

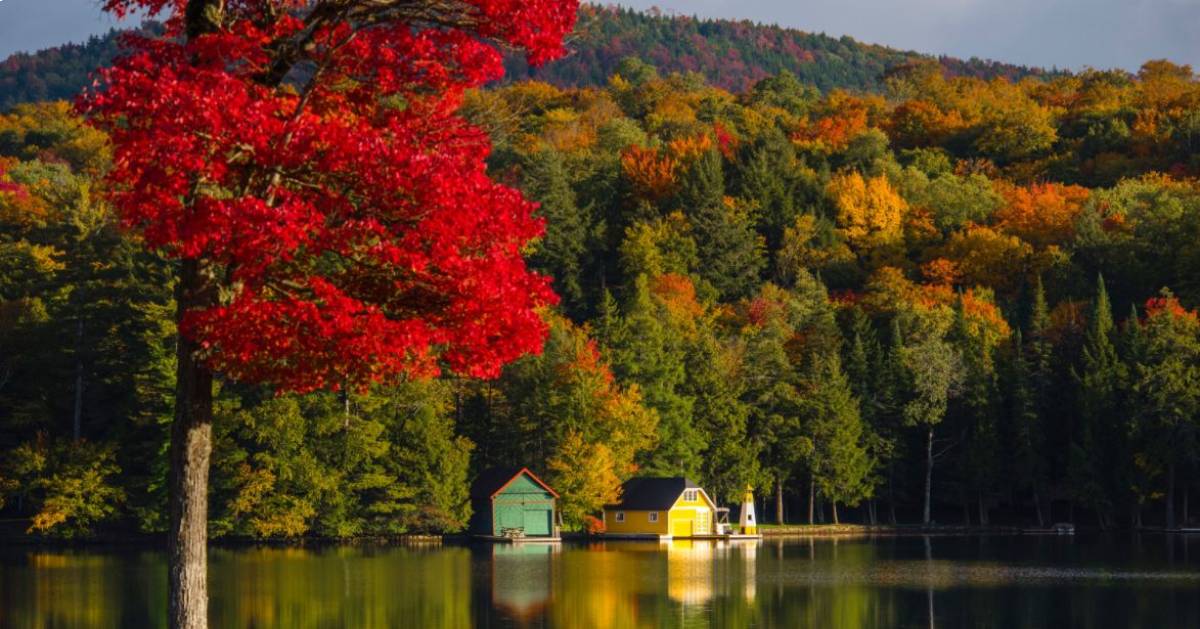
xmin=665 ymin=540 xmax=715 ymax=607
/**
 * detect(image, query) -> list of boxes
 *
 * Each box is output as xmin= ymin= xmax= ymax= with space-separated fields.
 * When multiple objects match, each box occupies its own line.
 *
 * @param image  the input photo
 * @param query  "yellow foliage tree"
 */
xmin=939 ymin=225 xmax=1034 ymax=293
xmin=547 ymin=431 xmax=623 ymax=529
xmin=828 ymin=172 xmax=908 ymax=250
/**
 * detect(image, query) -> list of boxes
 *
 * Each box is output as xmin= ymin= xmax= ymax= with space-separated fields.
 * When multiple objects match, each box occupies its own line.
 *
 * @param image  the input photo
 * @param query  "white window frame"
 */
xmin=615 ymin=511 xmax=625 ymax=523
xmin=684 ymin=489 xmax=698 ymax=502
xmin=648 ymin=512 xmax=659 ymax=523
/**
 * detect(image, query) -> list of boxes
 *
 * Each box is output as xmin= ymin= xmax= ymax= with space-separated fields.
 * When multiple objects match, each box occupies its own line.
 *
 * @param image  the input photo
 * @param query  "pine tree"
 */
xmin=678 ymin=150 xmax=766 ymax=300
xmin=608 ymin=275 xmax=702 ymax=477
xmin=687 ymin=329 xmax=760 ymax=504
xmin=733 ymin=129 xmax=801 ymax=253
xmin=1071 ymin=275 xmax=1124 ymax=528
xmin=741 ymin=299 xmax=809 ymax=524
xmin=1025 ymin=276 xmax=1054 ymax=523
xmin=1009 ymin=330 xmax=1046 ymax=526
xmin=806 ymin=352 xmax=872 ymax=524
xmin=1127 ymin=291 xmax=1200 ymax=530
xmin=522 ymin=149 xmax=591 ymax=317
xmin=875 ymin=318 xmax=909 ymax=524
xmin=950 ymin=296 xmax=1001 ymax=525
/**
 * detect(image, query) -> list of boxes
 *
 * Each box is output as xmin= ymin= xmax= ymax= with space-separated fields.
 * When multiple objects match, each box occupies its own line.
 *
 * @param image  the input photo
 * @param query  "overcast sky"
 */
xmin=1 ymin=0 xmax=1197 ymax=72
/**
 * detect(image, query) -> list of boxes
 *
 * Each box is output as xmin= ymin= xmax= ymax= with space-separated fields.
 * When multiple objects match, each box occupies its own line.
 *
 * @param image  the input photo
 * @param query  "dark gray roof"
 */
xmin=470 ymin=467 xmax=558 ymax=500
xmin=606 ymin=477 xmax=701 ymax=510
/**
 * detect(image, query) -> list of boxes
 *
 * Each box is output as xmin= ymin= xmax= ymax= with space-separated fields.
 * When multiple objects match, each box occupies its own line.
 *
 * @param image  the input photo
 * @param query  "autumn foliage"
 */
xmin=621 ymin=145 xmax=680 ymax=201
xmin=994 ymin=182 xmax=1090 ymax=248
xmin=84 ymin=1 xmax=580 ymax=392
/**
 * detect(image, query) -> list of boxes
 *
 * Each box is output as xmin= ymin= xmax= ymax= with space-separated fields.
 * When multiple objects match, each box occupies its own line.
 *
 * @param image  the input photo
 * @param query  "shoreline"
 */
xmin=4 ymin=524 xmax=1193 ymax=549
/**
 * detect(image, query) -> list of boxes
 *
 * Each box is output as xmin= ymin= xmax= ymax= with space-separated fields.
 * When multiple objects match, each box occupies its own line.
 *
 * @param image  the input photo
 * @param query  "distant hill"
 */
xmin=507 ymin=5 xmax=1058 ymax=92
xmin=0 ymin=23 xmax=163 ymax=110
xmin=0 ymin=5 xmax=1056 ymax=110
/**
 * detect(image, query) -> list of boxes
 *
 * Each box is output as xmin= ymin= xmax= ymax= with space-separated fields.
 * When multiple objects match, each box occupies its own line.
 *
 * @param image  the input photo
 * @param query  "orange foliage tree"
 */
xmin=994 ymin=182 xmax=1090 ymax=248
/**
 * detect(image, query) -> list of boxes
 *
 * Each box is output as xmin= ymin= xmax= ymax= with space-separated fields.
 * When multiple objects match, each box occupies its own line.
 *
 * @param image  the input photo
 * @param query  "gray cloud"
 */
xmin=0 ymin=0 xmax=1196 ymax=72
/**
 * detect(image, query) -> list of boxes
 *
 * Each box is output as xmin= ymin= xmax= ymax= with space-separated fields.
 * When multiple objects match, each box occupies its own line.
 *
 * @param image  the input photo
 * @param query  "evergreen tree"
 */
xmin=522 ymin=149 xmax=592 ymax=317
xmin=1071 ymin=275 xmax=1125 ymax=528
xmin=1009 ymin=330 xmax=1047 ymax=526
xmin=733 ymin=129 xmax=801 ymax=253
xmin=678 ymin=150 xmax=766 ymax=300
xmin=874 ymin=318 xmax=909 ymax=524
xmin=806 ymin=352 xmax=872 ymax=524
xmin=607 ymin=275 xmax=702 ymax=477
xmin=950 ymin=296 xmax=1002 ymax=525
xmin=1127 ymin=291 xmax=1200 ymax=529
xmin=741 ymin=298 xmax=809 ymax=524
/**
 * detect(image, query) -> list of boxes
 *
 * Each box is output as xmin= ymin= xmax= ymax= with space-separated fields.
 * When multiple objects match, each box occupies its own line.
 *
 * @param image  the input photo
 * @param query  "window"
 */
xmin=648 ymin=512 xmax=659 ymax=523
xmin=684 ymin=490 xmax=698 ymax=502
xmin=615 ymin=511 xmax=625 ymax=523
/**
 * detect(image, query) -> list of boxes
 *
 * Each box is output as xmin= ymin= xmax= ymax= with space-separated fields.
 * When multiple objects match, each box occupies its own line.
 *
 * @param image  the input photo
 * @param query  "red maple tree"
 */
xmin=83 ymin=2 xmax=578 ymax=627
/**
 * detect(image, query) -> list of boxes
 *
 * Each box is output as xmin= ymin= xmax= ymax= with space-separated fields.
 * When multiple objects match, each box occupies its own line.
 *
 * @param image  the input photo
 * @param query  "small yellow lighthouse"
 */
xmin=738 ymin=487 xmax=758 ymax=535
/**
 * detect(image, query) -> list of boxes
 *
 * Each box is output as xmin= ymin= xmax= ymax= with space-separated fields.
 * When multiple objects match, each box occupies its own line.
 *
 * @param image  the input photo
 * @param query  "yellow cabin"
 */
xmin=602 ymin=478 xmax=717 ymax=538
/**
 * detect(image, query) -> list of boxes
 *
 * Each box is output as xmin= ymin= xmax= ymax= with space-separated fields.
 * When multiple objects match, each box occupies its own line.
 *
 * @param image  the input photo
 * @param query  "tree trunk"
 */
xmin=73 ymin=319 xmax=85 ymax=441
xmin=1032 ymin=483 xmax=1045 ymax=528
xmin=887 ymin=468 xmax=897 ymax=525
xmin=1183 ymin=484 xmax=1190 ymax=526
xmin=923 ymin=428 xmax=934 ymax=525
xmin=924 ymin=536 xmax=935 ymax=629
xmin=960 ymin=487 xmax=970 ymax=526
xmin=775 ymin=479 xmax=784 ymax=525
xmin=977 ymin=493 xmax=988 ymax=526
xmin=168 ymin=261 xmax=215 ymax=629
xmin=808 ymin=476 xmax=815 ymax=525
xmin=1166 ymin=461 xmax=1176 ymax=530
xmin=832 ymin=501 xmax=839 ymax=525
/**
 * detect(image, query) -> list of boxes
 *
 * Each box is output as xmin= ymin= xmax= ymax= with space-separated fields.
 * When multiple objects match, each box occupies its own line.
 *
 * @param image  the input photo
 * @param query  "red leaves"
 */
xmin=1145 ymin=294 xmax=1199 ymax=324
xmin=86 ymin=0 xmax=578 ymax=391
xmin=0 ymin=160 xmax=27 ymax=198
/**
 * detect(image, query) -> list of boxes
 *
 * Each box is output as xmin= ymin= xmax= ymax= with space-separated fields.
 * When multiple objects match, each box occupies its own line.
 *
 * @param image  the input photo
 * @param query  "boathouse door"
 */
xmin=523 ymin=509 xmax=552 ymax=536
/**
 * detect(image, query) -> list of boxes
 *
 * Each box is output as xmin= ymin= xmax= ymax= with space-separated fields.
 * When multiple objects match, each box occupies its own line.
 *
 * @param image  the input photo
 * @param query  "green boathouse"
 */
xmin=469 ymin=468 xmax=560 ymax=540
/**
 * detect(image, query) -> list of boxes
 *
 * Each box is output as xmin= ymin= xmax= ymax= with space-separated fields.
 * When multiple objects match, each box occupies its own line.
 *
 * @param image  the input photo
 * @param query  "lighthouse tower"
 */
xmin=738 ymin=487 xmax=757 ymax=535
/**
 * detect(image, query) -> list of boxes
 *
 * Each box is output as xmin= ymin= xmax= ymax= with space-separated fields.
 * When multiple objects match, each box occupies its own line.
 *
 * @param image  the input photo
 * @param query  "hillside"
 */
xmin=507 ymin=5 xmax=1056 ymax=92
xmin=0 ymin=5 xmax=1054 ymax=110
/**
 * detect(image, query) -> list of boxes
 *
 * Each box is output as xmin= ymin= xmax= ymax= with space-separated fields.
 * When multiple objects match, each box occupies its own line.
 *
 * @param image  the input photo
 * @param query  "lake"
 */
xmin=1 ymin=535 xmax=1198 ymax=628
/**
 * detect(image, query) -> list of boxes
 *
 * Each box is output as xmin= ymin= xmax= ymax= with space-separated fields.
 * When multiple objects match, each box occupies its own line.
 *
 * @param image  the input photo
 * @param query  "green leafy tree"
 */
xmin=898 ymin=309 xmax=964 ymax=525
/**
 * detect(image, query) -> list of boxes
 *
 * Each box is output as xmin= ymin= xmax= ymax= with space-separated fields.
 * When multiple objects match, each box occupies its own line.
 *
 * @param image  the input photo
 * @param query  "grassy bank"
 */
xmin=759 ymin=524 xmax=1023 ymax=537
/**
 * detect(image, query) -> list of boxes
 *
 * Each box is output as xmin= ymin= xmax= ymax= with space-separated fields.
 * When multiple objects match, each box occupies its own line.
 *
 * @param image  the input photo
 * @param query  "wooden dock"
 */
xmin=601 ymin=533 xmax=762 ymax=541
xmin=475 ymin=535 xmax=563 ymax=544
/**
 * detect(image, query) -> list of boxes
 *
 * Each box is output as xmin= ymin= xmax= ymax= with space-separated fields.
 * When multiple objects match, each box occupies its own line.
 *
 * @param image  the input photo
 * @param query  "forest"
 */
xmin=2 ymin=48 xmax=1200 ymax=539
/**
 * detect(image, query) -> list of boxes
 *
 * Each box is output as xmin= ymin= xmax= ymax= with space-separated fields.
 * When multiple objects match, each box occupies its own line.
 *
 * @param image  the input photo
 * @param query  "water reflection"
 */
xmin=1 ymin=536 xmax=1199 ymax=628
xmin=490 ymin=544 xmax=557 ymax=622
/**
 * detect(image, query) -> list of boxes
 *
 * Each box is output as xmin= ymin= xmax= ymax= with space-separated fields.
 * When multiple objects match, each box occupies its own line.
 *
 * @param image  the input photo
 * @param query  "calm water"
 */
xmin=2 ymin=535 xmax=1199 ymax=628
